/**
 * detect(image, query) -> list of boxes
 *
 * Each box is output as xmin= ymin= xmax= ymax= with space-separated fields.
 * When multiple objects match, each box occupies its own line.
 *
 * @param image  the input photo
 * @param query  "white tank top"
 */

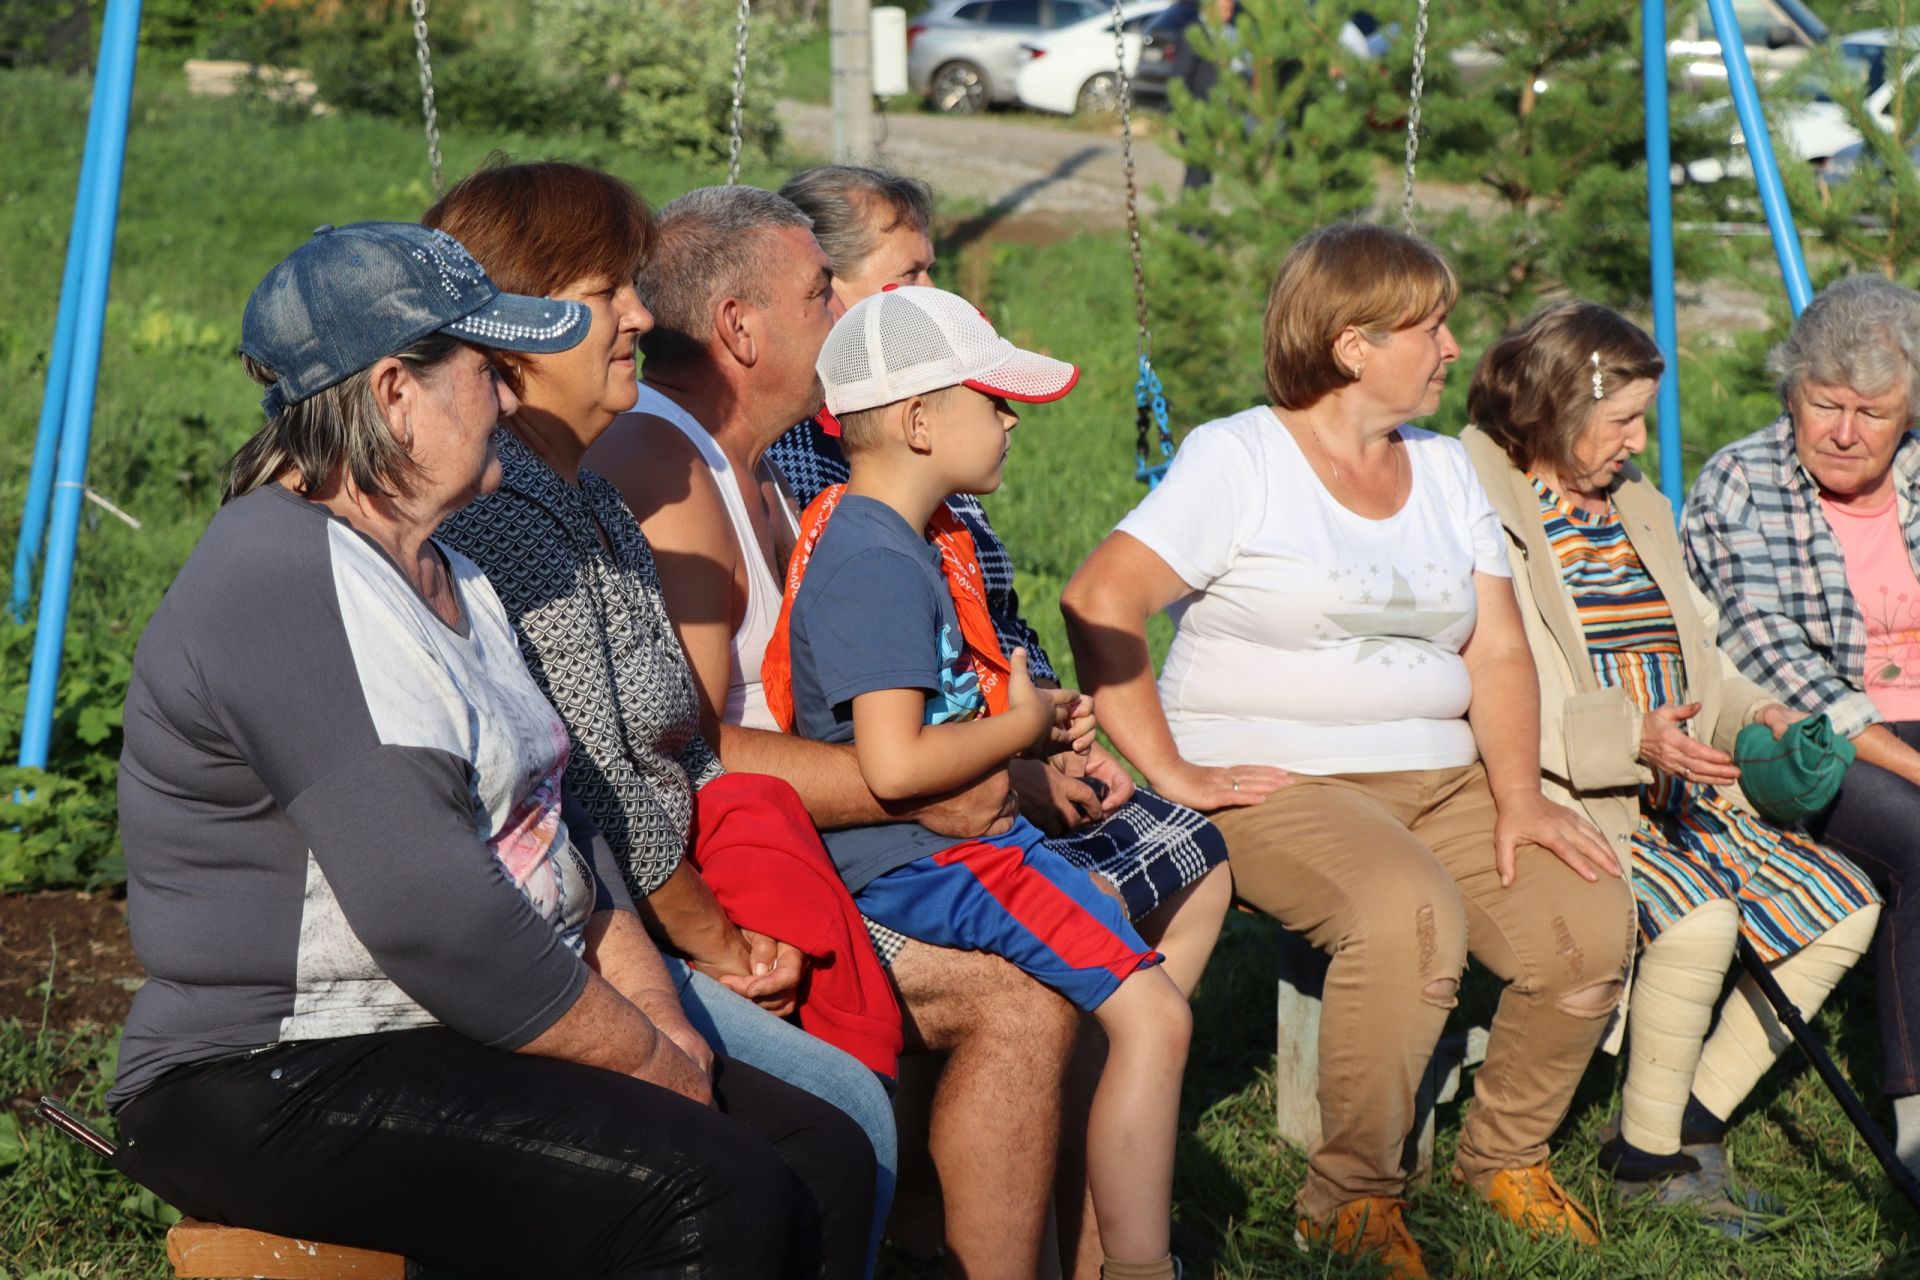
xmin=630 ymin=383 xmax=795 ymax=732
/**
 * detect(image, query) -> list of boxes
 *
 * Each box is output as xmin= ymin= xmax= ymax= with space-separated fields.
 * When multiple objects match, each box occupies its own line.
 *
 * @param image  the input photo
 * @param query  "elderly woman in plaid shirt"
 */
xmin=1683 ymin=274 xmax=1920 ymax=1174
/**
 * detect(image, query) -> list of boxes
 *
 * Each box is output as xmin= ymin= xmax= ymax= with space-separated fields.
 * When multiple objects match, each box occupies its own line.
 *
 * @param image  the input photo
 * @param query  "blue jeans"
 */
xmin=668 ymin=958 xmax=896 ymax=1276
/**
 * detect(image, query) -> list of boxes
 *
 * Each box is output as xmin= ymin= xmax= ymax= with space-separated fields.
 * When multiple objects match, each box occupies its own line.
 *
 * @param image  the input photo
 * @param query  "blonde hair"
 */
xmin=1264 ymin=222 xmax=1459 ymax=411
xmin=834 ymin=385 xmax=961 ymax=453
xmin=224 ymin=333 xmax=464 ymax=503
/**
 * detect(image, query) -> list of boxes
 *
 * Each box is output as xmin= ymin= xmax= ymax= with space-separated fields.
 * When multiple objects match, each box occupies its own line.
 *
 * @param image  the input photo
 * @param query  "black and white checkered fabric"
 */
xmin=862 ymin=916 xmax=910 ymax=968
xmin=767 ymin=420 xmax=1227 ymax=920
xmin=439 ymin=432 xmax=721 ymax=902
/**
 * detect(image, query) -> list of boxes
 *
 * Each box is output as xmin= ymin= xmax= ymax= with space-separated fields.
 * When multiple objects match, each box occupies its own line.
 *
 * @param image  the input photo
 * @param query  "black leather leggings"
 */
xmin=113 ymin=1026 xmax=875 ymax=1278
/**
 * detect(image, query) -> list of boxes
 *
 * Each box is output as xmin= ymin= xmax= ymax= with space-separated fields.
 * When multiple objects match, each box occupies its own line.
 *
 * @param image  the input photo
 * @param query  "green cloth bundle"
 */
xmin=1734 ymin=714 xmax=1856 ymax=826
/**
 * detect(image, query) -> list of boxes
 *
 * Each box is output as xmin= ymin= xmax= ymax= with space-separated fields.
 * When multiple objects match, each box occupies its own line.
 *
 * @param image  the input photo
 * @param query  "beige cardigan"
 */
xmin=1460 ymin=426 xmax=1780 ymax=857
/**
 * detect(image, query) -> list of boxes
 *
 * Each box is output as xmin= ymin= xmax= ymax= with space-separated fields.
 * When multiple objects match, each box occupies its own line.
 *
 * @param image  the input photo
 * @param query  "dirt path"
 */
xmin=777 ymin=98 xmax=1188 ymax=220
xmin=775 ymin=98 xmax=1776 ymax=332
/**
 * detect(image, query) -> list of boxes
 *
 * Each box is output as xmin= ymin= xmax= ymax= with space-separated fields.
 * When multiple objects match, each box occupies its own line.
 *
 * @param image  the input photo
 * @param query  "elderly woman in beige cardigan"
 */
xmin=1462 ymin=302 xmax=1880 ymax=1233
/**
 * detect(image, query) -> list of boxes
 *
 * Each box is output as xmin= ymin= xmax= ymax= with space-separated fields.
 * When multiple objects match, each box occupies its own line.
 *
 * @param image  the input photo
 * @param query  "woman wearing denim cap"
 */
xmin=1463 ymin=301 xmax=1879 ymax=1234
xmin=1684 ymin=274 xmax=1920 ymax=1178
xmin=108 ymin=221 xmax=871 ymax=1277
xmin=422 ymin=162 xmax=894 ymax=1278
xmin=1064 ymin=223 xmax=1634 ymax=1279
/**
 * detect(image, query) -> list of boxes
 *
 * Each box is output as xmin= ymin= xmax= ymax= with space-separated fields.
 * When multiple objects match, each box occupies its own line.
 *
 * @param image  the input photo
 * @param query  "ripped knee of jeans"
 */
xmin=1557 ymin=977 xmax=1625 ymax=1019
xmin=1422 ymin=976 xmax=1460 ymax=1010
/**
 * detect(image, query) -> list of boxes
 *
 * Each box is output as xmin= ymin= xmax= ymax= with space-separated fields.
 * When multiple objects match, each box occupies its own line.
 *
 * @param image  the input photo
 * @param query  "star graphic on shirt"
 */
xmin=1324 ymin=569 xmax=1470 ymax=662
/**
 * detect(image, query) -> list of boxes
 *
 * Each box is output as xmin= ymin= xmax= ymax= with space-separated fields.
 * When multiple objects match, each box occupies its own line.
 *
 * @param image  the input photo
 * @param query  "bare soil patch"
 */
xmin=1 ymin=891 xmax=143 ymax=1031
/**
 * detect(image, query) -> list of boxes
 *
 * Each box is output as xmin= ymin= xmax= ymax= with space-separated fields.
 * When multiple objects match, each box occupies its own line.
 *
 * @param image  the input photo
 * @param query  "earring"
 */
xmin=1350 ymin=362 xmax=1365 ymax=379
xmin=1590 ymin=351 xmax=1605 ymax=400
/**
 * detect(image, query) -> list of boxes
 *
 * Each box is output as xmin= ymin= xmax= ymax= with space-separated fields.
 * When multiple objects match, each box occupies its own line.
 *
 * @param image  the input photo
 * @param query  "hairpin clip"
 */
xmin=1591 ymin=351 xmax=1605 ymax=401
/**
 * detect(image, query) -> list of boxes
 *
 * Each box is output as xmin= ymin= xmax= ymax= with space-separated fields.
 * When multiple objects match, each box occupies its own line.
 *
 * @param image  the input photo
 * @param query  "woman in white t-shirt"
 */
xmin=1062 ymin=223 xmax=1635 ymax=1279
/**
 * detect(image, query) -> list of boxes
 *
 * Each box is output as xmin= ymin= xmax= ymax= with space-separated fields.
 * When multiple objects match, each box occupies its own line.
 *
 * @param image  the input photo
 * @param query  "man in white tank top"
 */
xmin=584 ymin=184 xmax=1080 ymax=1279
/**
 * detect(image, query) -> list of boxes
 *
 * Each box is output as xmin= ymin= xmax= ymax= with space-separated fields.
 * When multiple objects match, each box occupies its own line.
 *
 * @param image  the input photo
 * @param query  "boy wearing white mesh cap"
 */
xmin=762 ymin=286 xmax=1191 ymax=1280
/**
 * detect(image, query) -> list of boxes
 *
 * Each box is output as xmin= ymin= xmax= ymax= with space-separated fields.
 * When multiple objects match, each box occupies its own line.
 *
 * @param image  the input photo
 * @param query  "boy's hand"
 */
xmin=1005 ymin=648 xmax=1059 ymax=756
xmin=1048 ymin=690 xmax=1098 ymax=756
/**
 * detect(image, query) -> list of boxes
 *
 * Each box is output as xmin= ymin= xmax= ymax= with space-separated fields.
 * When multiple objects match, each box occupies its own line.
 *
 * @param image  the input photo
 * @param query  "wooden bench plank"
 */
xmin=167 ymin=1219 xmax=411 ymax=1279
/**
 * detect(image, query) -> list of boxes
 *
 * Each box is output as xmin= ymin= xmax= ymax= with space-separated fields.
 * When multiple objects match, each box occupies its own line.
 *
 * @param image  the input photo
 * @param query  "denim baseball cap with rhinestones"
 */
xmin=239 ymin=221 xmax=590 ymax=417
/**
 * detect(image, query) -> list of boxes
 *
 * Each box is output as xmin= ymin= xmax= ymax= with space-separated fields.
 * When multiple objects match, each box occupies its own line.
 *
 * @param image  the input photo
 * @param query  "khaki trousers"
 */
xmin=1214 ymin=764 xmax=1635 ymax=1221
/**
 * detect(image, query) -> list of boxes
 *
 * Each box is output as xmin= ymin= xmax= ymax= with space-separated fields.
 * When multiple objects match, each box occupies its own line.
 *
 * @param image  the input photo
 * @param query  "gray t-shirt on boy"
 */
xmin=110 ymin=484 xmax=629 ymax=1107
xmin=788 ymin=494 xmax=989 ymax=891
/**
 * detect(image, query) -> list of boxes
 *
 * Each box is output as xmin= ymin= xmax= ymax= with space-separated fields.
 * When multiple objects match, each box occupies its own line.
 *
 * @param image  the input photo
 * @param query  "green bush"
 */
xmin=301 ymin=9 xmax=620 ymax=139
xmin=533 ymin=0 xmax=787 ymax=165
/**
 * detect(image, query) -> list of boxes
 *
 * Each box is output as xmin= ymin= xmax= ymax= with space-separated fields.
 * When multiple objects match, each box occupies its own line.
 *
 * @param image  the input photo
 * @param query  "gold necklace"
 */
xmin=1309 ymin=424 xmax=1402 ymax=500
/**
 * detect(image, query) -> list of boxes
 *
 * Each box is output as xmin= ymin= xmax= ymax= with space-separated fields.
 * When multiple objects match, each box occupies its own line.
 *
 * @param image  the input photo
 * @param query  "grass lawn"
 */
xmin=3 ymin=64 xmax=1918 ymax=1279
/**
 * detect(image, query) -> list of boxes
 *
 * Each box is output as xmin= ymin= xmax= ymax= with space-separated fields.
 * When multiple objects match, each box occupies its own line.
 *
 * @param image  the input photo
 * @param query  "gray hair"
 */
xmin=224 ymin=332 xmax=466 ymax=503
xmin=637 ymin=185 xmax=814 ymax=369
xmin=778 ymin=164 xmax=934 ymax=276
xmin=1769 ymin=273 xmax=1920 ymax=416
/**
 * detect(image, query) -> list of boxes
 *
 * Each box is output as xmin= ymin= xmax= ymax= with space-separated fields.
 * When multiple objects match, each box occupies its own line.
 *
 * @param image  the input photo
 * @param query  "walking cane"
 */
xmin=1736 ymin=937 xmax=1920 ymax=1218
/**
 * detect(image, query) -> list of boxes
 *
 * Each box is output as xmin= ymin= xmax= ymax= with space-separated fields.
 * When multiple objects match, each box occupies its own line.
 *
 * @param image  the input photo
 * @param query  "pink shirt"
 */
xmin=1823 ymin=491 xmax=1920 ymax=721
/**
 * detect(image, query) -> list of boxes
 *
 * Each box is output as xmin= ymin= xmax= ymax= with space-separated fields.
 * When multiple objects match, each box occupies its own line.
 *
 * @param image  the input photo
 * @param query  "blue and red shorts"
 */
xmin=852 ymin=818 xmax=1162 ymax=1012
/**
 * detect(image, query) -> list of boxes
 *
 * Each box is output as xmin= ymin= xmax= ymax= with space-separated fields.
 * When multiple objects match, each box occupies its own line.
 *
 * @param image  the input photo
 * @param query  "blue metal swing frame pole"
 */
xmin=16 ymin=0 xmax=143 ymax=772
xmin=1642 ymin=0 xmax=1815 ymax=515
xmin=10 ymin=83 xmax=109 ymax=623
xmin=1644 ymin=0 xmax=1685 ymax=509
xmin=1705 ymin=0 xmax=1814 ymax=317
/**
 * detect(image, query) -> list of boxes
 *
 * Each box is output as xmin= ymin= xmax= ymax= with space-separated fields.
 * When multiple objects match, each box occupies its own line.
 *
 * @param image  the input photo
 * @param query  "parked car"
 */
xmin=908 ymin=0 xmax=1111 ymax=114
xmin=1772 ymin=30 xmax=1917 ymax=163
xmin=1132 ymin=0 xmax=1197 ymax=102
xmin=1669 ymin=0 xmax=1827 ymax=94
xmin=1013 ymin=1 xmax=1168 ymax=115
xmin=1688 ymin=29 xmax=1918 ymax=181
xmin=1132 ymin=3 xmax=1390 ymax=104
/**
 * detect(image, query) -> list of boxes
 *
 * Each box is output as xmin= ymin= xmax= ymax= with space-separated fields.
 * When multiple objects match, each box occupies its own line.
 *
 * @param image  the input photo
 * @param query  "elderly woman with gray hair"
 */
xmin=1684 ymin=272 xmax=1920 ymax=1174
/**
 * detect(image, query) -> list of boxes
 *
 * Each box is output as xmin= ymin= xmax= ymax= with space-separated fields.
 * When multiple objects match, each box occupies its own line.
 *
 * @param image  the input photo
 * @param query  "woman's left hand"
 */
xmin=1756 ymin=702 xmax=1809 ymax=740
xmin=1493 ymin=788 xmax=1622 ymax=887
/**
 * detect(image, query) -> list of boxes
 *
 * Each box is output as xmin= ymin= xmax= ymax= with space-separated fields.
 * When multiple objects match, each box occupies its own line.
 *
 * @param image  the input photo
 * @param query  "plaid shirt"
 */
xmin=1681 ymin=414 xmax=1920 ymax=739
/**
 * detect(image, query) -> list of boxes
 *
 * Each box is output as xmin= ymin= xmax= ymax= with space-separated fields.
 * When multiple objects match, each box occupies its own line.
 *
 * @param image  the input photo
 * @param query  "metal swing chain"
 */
xmin=1110 ymin=0 xmax=1172 ymax=483
xmin=728 ymin=0 xmax=753 ymax=184
xmin=411 ymin=0 xmax=444 ymax=197
xmin=1400 ymin=0 xmax=1431 ymax=232
xmin=1110 ymin=0 xmax=1151 ymax=361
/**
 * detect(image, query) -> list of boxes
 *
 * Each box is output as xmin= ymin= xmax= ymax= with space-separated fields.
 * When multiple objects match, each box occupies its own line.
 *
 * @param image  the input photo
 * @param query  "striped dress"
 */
xmin=1534 ymin=475 xmax=1878 ymax=961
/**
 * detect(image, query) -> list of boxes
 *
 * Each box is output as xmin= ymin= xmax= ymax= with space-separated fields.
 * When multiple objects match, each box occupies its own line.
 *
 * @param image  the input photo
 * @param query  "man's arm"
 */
xmin=588 ymin=415 xmax=740 ymax=746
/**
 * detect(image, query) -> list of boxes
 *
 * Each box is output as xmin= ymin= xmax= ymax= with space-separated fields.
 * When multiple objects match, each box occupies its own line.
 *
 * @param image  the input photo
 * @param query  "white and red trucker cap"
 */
xmin=817 ymin=284 xmax=1079 ymax=419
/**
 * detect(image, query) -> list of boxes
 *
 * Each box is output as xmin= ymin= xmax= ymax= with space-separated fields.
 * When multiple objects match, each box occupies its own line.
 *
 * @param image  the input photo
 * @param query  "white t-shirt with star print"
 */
xmin=1116 ymin=406 xmax=1511 ymax=775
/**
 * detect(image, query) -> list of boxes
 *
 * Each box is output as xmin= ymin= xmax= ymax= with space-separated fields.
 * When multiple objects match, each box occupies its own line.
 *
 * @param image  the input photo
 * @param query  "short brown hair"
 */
xmin=1467 ymin=302 xmax=1666 ymax=475
xmin=1264 ymin=223 xmax=1459 ymax=410
xmin=637 ymin=185 xmax=813 ymax=371
xmin=422 ymin=158 xmax=655 ymax=387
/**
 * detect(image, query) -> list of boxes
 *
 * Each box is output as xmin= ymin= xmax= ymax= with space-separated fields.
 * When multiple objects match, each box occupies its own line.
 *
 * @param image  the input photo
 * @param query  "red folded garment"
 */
xmin=687 ymin=771 xmax=903 ymax=1078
